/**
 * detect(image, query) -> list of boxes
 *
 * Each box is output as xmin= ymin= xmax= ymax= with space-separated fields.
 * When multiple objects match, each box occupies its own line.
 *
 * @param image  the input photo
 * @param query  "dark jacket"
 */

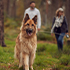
xmin=52 ymin=16 xmax=68 ymax=33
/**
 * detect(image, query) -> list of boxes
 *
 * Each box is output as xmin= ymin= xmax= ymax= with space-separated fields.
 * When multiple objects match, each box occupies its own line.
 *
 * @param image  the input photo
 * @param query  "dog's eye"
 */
xmin=27 ymin=24 xmax=29 ymax=26
xmin=32 ymin=24 xmax=34 ymax=26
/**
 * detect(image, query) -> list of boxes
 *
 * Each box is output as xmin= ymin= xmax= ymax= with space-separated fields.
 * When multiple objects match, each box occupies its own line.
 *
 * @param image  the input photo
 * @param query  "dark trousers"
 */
xmin=55 ymin=33 xmax=65 ymax=50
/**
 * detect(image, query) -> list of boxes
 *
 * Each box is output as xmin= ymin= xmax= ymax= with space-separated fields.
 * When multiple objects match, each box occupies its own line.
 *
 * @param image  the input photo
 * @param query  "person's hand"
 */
xmin=38 ymin=28 xmax=40 ymax=31
xmin=66 ymin=33 xmax=69 ymax=38
xmin=51 ymin=33 xmax=53 ymax=36
xmin=66 ymin=33 xmax=68 ymax=35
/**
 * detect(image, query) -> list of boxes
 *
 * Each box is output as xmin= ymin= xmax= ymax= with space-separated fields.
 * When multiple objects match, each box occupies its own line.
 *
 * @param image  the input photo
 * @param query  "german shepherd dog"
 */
xmin=14 ymin=14 xmax=37 ymax=70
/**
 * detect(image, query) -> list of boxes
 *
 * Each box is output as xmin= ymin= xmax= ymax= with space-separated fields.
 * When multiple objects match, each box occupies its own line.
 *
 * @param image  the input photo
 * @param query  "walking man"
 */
xmin=24 ymin=1 xmax=41 ymax=31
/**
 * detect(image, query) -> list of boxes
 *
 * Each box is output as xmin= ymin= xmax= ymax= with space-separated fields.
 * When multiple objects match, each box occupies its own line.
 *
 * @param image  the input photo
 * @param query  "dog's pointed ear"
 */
xmin=32 ymin=15 xmax=37 ymax=24
xmin=24 ymin=14 xmax=30 ymax=23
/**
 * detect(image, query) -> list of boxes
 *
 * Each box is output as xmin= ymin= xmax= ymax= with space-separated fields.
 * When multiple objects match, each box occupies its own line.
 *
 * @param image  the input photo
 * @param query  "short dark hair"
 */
xmin=30 ymin=1 xmax=35 ymax=5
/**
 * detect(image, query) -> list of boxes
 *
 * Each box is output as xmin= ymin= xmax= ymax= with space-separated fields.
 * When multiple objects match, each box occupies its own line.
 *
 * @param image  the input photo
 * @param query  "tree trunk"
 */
xmin=3 ymin=0 xmax=10 ymax=16
xmin=0 ymin=0 xmax=6 ymax=47
xmin=46 ymin=0 xmax=48 ymax=14
xmin=11 ymin=0 xmax=16 ymax=18
xmin=65 ymin=0 xmax=70 ymax=32
xmin=23 ymin=0 xmax=30 ymax=10
xmin=58 ymin=0 xmax=63 ymax=8
xmin=40 ymin=0 xmax=47 ymax=26
xmin=4 ymin=0 xmax=16 ymax=18
xmin=47 ymin=0 xmax=59 ymax=24
xmin=47 ymin=0 xmax=63 ymax=25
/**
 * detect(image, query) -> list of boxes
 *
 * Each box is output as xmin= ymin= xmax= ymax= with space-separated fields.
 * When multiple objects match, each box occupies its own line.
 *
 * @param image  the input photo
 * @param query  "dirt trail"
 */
xmin=37 ymin=41 xmax=56 ymax=44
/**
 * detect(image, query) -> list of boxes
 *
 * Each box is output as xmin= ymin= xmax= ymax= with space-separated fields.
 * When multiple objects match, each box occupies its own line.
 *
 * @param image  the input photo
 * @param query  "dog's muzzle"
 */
xmin=26 ymin=29 xmax=33 ymax=36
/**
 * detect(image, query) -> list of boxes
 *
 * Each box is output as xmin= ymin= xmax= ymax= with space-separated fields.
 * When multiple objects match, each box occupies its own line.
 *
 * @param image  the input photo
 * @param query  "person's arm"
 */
xmin=64 ymin=16 xmax=68 ymax=33
xmin=51 ymin=17 xmax=55 ymax=34
xmin=23 ymin=10 xmax=26 ymax=19
xmin=37 ymin=10 xmax=41 ymax=31
xmin=52 ymin=17 xmax=55 ymax=28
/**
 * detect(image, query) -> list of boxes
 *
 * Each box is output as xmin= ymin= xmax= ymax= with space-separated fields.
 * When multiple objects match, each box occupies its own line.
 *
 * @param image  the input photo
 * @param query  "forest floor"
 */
xmin=0 ymin=19 xmax=70 ymax=70
xmin=0 ymin=39 xmax=70 ymax=70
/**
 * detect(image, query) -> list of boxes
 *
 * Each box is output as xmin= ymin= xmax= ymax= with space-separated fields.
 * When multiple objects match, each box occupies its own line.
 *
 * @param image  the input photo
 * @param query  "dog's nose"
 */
xmin=29 ymin=29 xmax=33 ymax=33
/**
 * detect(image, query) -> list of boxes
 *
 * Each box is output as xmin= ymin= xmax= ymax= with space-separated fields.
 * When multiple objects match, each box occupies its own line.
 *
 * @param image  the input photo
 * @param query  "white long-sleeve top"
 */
xmin=24 ymin=7 xmax=41 ymax=28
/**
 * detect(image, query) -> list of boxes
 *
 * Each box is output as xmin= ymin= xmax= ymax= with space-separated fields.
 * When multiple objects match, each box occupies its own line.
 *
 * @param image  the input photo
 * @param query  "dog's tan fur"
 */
xmin=14 ymin=14 xmax=37 ymax=70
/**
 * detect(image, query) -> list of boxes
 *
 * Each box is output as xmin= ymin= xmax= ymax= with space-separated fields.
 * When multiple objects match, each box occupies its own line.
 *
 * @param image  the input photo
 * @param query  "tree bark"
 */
xmin=23 ymin=0 xmax=30 ymax=11
xmin=11 ymin=0 xmax=16 ymax=18
xmin=46 ymin=0 xmax=48 ymax=14
xmin=3 ymin=0 xmax=10 ymax=15
xmin=65 ymin=0 xmax=70 ymax=32
xmin=47 ymin=0 xmax=58 ymax=24
xmin=4 ymin=0 xmax=16 ymax=18
xmin=40 ymin=0 xmax=47 ymax=26
xmin=47 ymin=0 xmax=63 ymax=24
xmin=0 ymin=0 xmax=6 ymax=47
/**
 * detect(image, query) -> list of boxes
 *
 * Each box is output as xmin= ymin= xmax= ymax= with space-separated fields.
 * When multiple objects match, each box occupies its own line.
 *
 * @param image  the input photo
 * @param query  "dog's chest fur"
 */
xmin=19 ymin=33 xmax=37 ymax=54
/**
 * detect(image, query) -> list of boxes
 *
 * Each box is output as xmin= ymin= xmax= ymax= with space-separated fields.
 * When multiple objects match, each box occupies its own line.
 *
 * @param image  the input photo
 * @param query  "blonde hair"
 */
xmin=56 ymin=8 xmax=65 ymax=17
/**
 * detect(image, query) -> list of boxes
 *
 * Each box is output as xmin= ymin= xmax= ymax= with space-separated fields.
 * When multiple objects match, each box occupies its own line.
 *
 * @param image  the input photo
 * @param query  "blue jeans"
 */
xmin=55 ymin=33 xmax=65 ymax=50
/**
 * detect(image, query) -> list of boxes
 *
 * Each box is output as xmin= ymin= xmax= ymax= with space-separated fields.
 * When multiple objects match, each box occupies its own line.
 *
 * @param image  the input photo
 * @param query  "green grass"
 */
xmin=37 ymin=32 xmax=55 ymax=41
xmin=0 ymin=19 xmax=69 ymax=70
xmin=0 ymin=39 xmax=70 ymax=70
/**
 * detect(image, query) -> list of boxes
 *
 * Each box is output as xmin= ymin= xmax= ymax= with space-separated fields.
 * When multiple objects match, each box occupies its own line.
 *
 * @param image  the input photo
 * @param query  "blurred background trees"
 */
xmin=4 ymin=0 xmax=16 ymax=18
xmin=0 ymin=0 xmax=6 ymax=47
xmin=3 ymin=0 xmax=70 ymax=32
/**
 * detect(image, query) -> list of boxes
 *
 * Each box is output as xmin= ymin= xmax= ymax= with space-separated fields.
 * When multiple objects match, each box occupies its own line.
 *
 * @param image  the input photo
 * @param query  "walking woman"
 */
xmin=51 ymin=8 xmax=69 ymax=50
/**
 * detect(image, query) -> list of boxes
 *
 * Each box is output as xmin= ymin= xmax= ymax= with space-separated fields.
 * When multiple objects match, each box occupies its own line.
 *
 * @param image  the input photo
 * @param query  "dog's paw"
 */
xmin=19 ymin=63 xmax=23 ymax=68
xmin=30 ymin=66 xmax=34 ymax=70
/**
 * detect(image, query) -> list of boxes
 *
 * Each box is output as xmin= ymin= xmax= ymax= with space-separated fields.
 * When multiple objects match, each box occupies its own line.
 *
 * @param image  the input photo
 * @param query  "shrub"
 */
xmin=37 ymin=32 xmax=55 ymax=41
xmin=4 ymin=18 xmax=19 ymax=28
xmin=44 ymin=27 xmax=51 ymax=32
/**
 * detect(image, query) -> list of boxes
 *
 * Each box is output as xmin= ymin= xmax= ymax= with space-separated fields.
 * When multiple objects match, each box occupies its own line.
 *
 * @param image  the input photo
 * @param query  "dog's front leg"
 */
xmin=29 ymin=53 xmax=35 ymax=70
xmin=22 ymin=53 xmax=29 ymax=70
xmin=19 ymin=52 xmax=23 ymax=68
